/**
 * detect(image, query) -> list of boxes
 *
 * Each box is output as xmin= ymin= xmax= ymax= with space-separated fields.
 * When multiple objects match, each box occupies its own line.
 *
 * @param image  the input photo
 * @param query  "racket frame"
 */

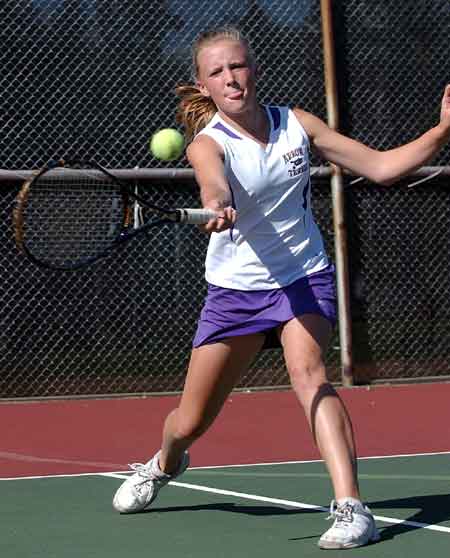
xmin=13 ymin=159 xmax=216 ymax=271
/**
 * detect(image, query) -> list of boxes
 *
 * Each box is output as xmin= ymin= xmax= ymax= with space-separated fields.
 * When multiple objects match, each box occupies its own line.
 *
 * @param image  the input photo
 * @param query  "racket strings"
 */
xmin=18 ymin=170 xmax=126 ymax=266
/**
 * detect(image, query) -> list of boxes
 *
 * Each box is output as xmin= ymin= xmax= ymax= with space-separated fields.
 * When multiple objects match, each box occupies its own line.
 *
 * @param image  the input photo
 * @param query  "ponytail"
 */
xmin=175 ymin=84 xmax=217 ymax=143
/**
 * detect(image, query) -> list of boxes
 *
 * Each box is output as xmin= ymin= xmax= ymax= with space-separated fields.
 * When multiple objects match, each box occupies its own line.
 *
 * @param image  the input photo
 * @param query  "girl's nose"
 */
xmin=223 ymin=68 xmax=235 ymax=84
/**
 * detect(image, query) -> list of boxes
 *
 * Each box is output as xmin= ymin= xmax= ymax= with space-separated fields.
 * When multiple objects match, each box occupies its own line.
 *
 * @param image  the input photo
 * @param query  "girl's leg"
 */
xmin=278 ymin=314 xmax=358 ymax=500
xmin=278 ymin=314 xmax=379 ymax=549
xmin=159 ymin=333 xmax=265 ymax=473
xmin=113 ymin=333 xmax=265 ymax=514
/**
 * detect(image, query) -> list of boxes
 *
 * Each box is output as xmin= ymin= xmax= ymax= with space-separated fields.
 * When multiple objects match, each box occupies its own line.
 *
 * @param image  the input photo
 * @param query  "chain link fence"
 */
xmin=334 ymin=0 xmax=450 ymax=382
xmin=0 ymin=176 xmax=338 ymax=398
xmin=348 ymin=178 xmax=450 ymax=383
xmin=334 ymin=1 xmax=450 ymax=164
xmin=2 ymin=0 xmax=325 ymax=169
xmin=1 ymin=1 xmax=450 ymax=398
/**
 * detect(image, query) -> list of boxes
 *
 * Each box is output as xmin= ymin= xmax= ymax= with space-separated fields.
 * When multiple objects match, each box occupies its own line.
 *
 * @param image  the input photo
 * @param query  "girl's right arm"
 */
xmin=187 ymin=134 xmax=237 ymax=233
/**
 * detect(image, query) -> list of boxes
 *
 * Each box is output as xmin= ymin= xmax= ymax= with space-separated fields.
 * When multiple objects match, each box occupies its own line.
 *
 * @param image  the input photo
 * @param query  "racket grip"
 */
xmin=176 ymin=208 xmax=218 ymax=224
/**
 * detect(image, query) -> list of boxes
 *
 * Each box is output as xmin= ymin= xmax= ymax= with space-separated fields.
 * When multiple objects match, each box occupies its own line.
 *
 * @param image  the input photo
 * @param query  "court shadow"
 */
xmin=140 ymin=502 xmax=316 ymax=517
xmin=369 ymin=493 xmax=450 ymax=541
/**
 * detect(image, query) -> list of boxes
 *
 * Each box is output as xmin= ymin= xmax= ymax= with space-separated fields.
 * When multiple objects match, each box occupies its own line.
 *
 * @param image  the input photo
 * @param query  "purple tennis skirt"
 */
xmin=192 ymin=264 xmax=337 ymax=349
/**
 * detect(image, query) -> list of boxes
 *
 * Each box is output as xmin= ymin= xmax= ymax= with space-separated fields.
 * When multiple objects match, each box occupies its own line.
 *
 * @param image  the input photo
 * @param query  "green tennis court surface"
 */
xmin=2 ymin=452 xmax=449 ymax=558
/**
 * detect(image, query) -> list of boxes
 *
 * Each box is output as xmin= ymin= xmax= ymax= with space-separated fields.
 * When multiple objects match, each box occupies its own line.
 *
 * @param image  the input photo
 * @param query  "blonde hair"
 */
xmin=176 ymin=26 xmax=254 ymax=142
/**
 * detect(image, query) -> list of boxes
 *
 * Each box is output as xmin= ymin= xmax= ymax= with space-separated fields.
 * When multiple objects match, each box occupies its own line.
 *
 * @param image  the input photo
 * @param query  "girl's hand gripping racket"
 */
xmin=13 ymin=160 xmax=217 ymax=271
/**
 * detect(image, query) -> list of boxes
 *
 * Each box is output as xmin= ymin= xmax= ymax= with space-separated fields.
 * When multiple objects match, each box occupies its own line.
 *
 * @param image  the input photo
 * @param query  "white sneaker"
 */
xmin=318 ymin=498 xmax=380 ymax=549
xmin=112 ymin=450 xmax=189 ymax=513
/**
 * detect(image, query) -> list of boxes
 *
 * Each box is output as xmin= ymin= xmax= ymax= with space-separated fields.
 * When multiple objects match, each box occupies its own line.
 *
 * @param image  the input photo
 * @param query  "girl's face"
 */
xmin=196 ymin=39 xmax=257 ymax=117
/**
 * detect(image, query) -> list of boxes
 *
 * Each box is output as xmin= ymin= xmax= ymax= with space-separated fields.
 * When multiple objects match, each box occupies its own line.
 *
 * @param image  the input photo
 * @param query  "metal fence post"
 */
xmin=320 ymin=0 xmax=354 ymax=386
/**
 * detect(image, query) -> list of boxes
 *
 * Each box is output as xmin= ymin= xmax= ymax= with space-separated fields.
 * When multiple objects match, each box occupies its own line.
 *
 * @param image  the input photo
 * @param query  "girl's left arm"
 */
xmin=295 ymin=84 xmax=450 ymax=186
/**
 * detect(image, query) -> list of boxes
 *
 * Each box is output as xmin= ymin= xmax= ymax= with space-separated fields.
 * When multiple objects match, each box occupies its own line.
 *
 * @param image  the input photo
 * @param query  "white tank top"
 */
xmin=197 ymin=105 xmax=329 ymax=290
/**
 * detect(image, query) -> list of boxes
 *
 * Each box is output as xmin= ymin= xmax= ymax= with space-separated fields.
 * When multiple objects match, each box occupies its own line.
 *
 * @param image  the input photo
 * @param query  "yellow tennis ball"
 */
xmin=149 ymin=128 xmax=185 ymax=161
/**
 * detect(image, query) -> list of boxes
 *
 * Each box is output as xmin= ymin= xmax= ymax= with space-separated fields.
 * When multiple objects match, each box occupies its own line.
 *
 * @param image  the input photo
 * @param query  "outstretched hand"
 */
xmin=439 ymin=84 xmax=450 ymax=132
xmin=202 ymin=206 xmax=237 ymax=233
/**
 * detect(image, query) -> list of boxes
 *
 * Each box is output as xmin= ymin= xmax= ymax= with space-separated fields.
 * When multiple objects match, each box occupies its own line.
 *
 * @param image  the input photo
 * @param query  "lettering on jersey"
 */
xmin=282 ymin=146 xmax=308 ymax=177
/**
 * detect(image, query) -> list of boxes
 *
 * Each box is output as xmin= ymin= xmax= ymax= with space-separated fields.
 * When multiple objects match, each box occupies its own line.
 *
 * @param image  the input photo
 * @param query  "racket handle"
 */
xmin=176 ymin=208 xmax=218 ymax=224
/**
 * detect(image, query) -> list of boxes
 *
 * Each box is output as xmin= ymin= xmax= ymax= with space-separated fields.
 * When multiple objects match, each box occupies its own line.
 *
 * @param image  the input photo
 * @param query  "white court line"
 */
xmin=0 ymin=470 xmax=128 ymax=481
xmin=1 ymin=449 xmax=450 ymax=481
xmin=187 ymin=449 xmax=450 ymax=470
xmin=3 ymin=453 xmax=450 ymax=535
xmin=100 ymin=472 xmax=450 ymax=535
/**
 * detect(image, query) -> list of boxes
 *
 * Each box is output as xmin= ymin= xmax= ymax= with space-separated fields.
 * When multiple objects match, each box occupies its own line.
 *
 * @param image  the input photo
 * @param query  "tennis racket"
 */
xmin=13 ymin=159 xmax=216 ymax=271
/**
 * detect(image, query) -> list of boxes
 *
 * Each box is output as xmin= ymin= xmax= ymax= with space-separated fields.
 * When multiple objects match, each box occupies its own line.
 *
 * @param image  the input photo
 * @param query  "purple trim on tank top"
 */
xmin=268 ymin=106 xmax=281 ymax=131
xmin=212 ymin=121 xmax=242 ymax=139
xmin=228 ymin=175 xmax=237 ymax=242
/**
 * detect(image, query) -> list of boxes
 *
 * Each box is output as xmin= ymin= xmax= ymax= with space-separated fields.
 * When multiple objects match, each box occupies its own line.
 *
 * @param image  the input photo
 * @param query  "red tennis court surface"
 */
xmin=1 ymin=382 xmax=450 ymax=478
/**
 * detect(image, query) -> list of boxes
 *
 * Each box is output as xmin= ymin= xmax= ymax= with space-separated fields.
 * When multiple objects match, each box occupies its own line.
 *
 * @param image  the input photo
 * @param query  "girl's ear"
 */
xmin=196 ymin=80 xmax=211 ymax=97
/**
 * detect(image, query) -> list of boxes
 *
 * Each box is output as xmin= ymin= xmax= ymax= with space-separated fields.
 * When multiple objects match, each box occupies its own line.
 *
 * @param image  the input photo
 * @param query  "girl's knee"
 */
xmin=289 ymin=361 xmax=327 ymax=392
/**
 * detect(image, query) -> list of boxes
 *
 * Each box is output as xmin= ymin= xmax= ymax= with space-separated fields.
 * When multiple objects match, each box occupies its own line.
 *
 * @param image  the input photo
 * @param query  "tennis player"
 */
xmin=113 ymin=27 xmax=450 ymax=549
